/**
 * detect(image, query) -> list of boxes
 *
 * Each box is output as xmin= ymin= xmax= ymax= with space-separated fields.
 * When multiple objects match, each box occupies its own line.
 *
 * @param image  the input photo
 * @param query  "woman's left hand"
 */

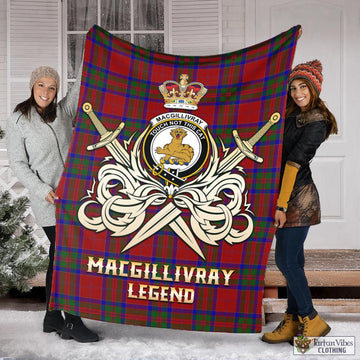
xmin=46 ymin=190 xmax=58 ymax=204
xmin=274 ymin=209 xmax=287 ymax=228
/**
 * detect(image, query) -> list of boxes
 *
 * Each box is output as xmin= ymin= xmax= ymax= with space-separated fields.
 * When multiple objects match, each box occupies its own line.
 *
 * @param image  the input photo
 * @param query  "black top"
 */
xmin=281 ymin=108 xmax=329 ymax=188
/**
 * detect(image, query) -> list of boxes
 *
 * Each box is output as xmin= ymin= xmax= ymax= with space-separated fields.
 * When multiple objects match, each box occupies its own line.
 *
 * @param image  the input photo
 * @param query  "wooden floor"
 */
xmin=264 ymin=249 xmax=360 ymax=287
xmin=263 ymin=249 xmax=360 ymax=315
xmin=266 ymin=249 xmax=360 ymax=271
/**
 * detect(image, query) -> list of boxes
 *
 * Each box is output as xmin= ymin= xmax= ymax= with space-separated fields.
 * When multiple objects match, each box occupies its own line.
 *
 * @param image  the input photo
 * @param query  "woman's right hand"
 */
xmin=274 ymin=209 xmax=287 ymax=228
xmin=46 ymin=190 xmax=58 ymax=204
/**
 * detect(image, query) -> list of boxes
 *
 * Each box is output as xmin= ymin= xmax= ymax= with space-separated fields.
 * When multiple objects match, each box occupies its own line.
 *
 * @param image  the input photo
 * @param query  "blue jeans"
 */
xmin=275 ymin=226 xmax=315 ymax=318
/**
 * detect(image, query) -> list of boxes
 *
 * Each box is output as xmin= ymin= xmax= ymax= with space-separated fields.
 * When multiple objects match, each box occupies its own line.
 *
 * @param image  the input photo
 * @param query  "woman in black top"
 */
xmin=262 ymin=60 xmax=338 ymax=344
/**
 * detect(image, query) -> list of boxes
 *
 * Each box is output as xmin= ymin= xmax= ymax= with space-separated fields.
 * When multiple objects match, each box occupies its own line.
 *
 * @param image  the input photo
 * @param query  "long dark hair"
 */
xmin=286 ymin=78 xmax=338 ymax=139
xmin=14 ymin=89 xmax=58 ymax=123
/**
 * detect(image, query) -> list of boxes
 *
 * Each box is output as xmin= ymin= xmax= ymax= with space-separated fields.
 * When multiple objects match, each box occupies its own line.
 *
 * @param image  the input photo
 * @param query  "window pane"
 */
xmin=67 ymin=34 xmax=86 ymax=78
xmin=101 ymin=0 xmax=131 ymax=31
xmin=134 ymin=0 xmax=164 ymax=31
xmin=68 ymin=0 xmax=97 ymax=31
xmin=117 ymin=34 xmax=132 ymax=43
xmin=134 ymin=34 xmax=164 ymax=52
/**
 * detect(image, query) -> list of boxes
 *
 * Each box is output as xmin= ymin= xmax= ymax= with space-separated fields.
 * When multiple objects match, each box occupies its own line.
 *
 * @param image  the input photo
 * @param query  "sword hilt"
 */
xmin=83 ymin=102 xmax=125 ymax=151
xmin=83 ymin=102 xmax=107 ymax=136
xmin=87 ymin=124 xmax=125 ymax=151
xmin=247 ymin=112 xmax=280 ymax=147
xmin=232 ymin=131 xmax=264 ymax=163
xmin=232 ymin=112 xmax=281 ymax=164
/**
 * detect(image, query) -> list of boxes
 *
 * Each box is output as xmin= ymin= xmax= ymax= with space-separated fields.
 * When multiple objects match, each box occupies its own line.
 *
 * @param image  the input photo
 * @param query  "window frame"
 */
xmin=61 ymin=0 xmax=169 ymax=92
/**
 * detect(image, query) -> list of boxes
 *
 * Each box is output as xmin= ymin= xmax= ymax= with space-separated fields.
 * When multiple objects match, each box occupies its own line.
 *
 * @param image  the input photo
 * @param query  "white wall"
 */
xmin=0 ymin=0 xmax=7 ymax=154
xmin=222 ymin=0 xmax=246 ymax=52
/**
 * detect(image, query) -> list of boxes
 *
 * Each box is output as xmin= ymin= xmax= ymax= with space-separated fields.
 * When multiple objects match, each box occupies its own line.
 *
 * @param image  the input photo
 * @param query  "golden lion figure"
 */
xmin=156 ymin=128 xmax=194 ymax=165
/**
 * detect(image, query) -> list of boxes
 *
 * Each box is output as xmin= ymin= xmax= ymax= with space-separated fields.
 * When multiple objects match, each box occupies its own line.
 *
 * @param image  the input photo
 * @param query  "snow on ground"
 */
xmin=0 ymin=310 xmax=359 ymax=360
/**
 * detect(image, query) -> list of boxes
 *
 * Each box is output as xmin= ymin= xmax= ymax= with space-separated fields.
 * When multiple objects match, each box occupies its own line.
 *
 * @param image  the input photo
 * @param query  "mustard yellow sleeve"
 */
xmin=277 ymin=161 xmax=300 ymax=209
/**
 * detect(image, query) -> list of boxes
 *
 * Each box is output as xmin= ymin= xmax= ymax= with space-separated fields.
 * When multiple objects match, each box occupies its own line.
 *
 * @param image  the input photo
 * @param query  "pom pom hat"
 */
xmin=288 ymin=59 xmax=323 ymax=94
xmin=29 ymin=66 xmax=60 ymax=91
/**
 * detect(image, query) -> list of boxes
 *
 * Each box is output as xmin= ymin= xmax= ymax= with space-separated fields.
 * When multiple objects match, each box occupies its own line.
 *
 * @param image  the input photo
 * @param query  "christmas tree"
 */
xmin=0 ymin=126 xmax=48 ymax=296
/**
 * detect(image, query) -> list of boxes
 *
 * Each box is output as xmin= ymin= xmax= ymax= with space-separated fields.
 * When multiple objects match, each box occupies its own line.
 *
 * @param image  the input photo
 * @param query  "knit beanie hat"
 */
xmin=288 ymin=59 xmax=323 ymax=94
xmin=29 ymin=66 xmax=60 ymax=91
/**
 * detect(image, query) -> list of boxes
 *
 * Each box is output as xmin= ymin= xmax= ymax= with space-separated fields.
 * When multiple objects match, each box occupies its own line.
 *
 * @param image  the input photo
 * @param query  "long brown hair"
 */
xmin=286 ymin=78 xmax=338 ymax=139
xmin=14 ymin=89 xmax=58 ymax=123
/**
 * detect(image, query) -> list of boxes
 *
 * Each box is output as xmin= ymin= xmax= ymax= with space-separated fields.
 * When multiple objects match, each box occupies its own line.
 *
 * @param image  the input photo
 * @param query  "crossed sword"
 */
xmin=83 ymin=102 xmax=280 ymax=259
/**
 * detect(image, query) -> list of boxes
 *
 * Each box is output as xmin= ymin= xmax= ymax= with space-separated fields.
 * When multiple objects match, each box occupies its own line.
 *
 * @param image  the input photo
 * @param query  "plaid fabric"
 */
xmin=50 ymin=25 xmax=300 ymax=333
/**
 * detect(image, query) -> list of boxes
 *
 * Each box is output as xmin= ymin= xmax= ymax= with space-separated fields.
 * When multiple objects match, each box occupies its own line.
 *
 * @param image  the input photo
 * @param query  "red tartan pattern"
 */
xmin=50 ymin=25 xmax=300 ymax=333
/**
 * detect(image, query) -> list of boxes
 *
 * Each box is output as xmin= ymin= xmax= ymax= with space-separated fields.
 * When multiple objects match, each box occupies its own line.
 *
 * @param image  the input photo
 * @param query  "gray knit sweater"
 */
xmin=6 ymin=72 xmax=82 ymax=227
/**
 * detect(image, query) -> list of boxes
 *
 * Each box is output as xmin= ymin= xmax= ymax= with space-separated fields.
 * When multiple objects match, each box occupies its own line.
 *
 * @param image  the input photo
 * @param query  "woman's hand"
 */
xmin=274 ymin=209 xmax=287 ymax=228
xmin=46 ymin=190 xmax=58 ymax=204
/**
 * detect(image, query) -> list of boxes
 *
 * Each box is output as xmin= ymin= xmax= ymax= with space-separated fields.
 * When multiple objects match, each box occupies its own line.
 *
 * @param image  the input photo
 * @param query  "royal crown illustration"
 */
xmin=159 ymin=74 xmax=208 ymax=110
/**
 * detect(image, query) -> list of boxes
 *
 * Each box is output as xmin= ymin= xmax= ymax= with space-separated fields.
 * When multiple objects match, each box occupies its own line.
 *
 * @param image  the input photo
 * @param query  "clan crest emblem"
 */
xmin=142 ymin=112 xmax=210 ymax=187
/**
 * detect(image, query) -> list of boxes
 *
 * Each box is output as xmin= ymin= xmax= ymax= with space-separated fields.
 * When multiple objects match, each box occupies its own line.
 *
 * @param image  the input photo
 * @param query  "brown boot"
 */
xmin=262 ymin=313 xmax=300 ymax=344
xmin=298 ymin=313 xmax=331 ymax=338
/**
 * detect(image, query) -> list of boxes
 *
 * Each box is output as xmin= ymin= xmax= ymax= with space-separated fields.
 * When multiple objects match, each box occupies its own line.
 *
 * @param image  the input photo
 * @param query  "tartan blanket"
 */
xmin=50 ymin=25 xmax=300 ymax=333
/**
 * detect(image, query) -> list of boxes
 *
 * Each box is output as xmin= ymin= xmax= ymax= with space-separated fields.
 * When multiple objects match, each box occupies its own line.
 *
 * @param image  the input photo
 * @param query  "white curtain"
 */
xmin=67 ymin=0 xmax=96 ymax=78
xmin=101 ymin=0 xmax=130 ymax=31
xmin=66 ymin=0 xmax=164 ymax=78
xmin=134 ymin=0 xmax=164 ymax=30
xmin=134 ymin=0 xmax=164 ymax=52
xmin=68 ymin=0 xmax=97 ymax=31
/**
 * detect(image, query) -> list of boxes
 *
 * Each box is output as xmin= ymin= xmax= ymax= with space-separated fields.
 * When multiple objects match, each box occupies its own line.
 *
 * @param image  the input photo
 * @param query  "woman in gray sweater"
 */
xmin=6 ymin=65 xmax=99 ymax=343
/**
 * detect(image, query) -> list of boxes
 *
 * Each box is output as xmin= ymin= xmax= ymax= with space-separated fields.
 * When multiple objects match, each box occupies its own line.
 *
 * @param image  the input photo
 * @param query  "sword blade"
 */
xmin=121 ymin=203 xmax=181 ymax=253
xmin=218 ymin=148 xmax=245 ymax=174
xmin=106 ymin=140 xmax=131 ymax=167
xmin=169 ymin=217 xmax=205 ymax=259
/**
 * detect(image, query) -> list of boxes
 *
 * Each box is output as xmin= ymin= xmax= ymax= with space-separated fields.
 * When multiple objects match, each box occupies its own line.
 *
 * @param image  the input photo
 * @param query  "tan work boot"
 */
xmin=298 ymin=313 xmax=331 ymax=338
xmin=261 ymin=313 xmax=300 ymax=344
